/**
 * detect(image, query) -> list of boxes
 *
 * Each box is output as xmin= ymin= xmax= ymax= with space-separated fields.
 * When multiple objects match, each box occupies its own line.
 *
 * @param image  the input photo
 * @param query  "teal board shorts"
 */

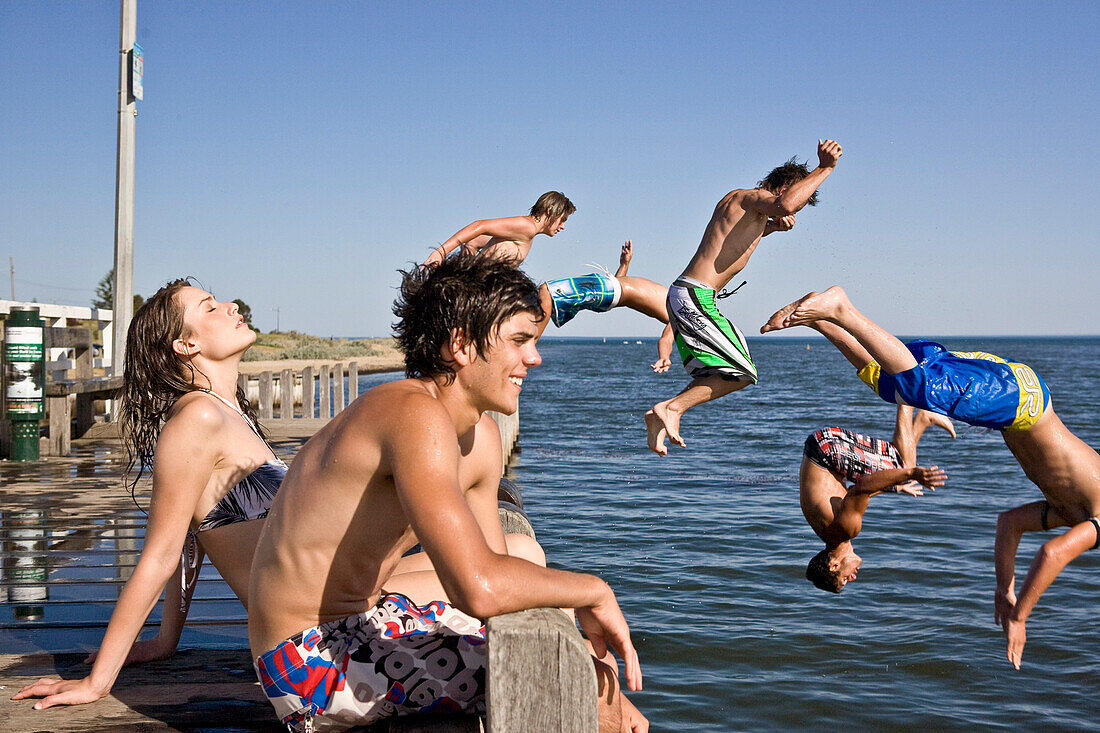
xmin=666 ymin=276 xmax=758 ymax=383
xmin=545 ymin=272 xmax=622 ymax=327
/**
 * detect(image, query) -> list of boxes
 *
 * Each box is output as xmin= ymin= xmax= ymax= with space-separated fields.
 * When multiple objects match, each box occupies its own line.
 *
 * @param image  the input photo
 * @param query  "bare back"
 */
xmin=799 ymin=456 xmax=853 ymax=545
xmin=1001 ymin=409 xmax=1100 ymax=521
xmin=248 ymin=379 xmax=500 ymax=653
xmin=680 ymin=190 xmax=769 ymax=290
xmin=474 ymin=235 xmax=534 ymax=265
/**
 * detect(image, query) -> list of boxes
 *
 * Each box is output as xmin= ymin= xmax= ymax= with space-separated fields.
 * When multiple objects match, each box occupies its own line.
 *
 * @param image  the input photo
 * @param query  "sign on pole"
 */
xmin=131 ymin=42 xmax=143 ymax=101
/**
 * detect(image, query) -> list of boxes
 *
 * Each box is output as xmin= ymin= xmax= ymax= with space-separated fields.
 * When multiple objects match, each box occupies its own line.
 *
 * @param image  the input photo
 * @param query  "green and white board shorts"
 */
xmin=666 ymin=276 xmax=758 ymax=383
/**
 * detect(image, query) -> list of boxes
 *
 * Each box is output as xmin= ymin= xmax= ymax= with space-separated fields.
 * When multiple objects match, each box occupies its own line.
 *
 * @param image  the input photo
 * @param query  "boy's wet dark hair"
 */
xmin=806 ymin=549 xmax=843 ymax=593
xmin=530 ymin=191 xmax=576 ymax=223
xmin=393 ymin=251 xmax=543 ymax=383
xmin=759 ymin=158 xmax=819 ymax=206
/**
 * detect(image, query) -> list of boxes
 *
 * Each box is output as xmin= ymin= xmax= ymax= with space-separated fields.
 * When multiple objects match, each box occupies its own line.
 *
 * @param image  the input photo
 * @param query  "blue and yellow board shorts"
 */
xmin=856 ymin=340 xmax=1050 ymax=431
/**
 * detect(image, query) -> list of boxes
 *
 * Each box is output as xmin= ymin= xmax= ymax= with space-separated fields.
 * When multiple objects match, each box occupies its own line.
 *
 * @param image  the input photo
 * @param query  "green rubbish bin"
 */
xmin=4 ymin=306 xmax=45 ymax=461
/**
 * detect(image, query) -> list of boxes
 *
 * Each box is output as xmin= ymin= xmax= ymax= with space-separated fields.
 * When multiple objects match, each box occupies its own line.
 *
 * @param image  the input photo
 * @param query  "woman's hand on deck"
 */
xmin=12 ymin=675 xmax=110 ymax=709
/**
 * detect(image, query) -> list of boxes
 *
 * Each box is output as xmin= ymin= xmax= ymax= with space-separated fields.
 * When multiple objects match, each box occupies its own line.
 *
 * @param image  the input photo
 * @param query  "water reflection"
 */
xmin=2 ymin=509 xmax=49 ymax=620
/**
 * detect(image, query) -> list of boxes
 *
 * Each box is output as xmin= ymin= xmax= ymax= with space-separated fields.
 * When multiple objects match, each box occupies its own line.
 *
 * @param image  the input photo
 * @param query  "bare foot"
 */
xmin=653 ymin=402 xmax=686 ymax=448
xmin=761 ymin=292 xmax=818 ymax=333
xmin=918 ymin=409 xmax=957 ymax=438
xmin=783 ymin=286 xmax=850 ymax=327
xmin=645 ymin=410 xmax=668 ymax=456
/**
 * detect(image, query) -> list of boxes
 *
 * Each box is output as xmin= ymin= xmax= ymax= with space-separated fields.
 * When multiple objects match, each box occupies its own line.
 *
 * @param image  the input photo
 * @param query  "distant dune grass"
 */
xmin=243 ymin=330 xmax=395 ymax=362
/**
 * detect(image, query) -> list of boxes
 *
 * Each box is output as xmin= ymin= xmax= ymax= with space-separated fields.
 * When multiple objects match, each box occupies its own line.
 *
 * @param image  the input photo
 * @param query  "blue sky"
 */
xmin=2 ymin=1 xmax=1098 ymax=337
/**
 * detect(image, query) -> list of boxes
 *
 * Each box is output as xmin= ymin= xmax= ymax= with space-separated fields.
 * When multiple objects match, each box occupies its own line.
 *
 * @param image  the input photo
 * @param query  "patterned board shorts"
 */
xmin=803 ymin=427 xmax=903 ymax=485
xmin=666 ymin=276 xmax=758 ymax=383
xmin=254 ymin=592 xmax=486 ymax=732
xmin=546 ymin=272 xmax=622 ymax=327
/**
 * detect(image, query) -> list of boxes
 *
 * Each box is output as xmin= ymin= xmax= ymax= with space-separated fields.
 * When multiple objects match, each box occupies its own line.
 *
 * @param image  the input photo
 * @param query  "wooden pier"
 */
xmin=0 ymin=396 xmax=599 ymax=732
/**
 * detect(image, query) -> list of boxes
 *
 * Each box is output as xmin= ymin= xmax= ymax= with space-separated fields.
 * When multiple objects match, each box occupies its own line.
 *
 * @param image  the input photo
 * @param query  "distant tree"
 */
xmin=93 ymin=271 xmax=112 ymax=310
xmin=93 ymin=268 xmax=143 ymax=312
xmin=232 ymin=299 xmax=254 ymax=328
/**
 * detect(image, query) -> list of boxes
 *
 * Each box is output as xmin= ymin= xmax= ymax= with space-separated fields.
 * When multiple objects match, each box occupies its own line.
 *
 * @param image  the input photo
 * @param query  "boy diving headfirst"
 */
xmin=801 ymin=406 xmax=952 ymax=593
xmin=762 ymin=286 xmax=1100 ymax=670
xmin=646 ymin=139 xmax=843 ymax=456
xmin=424 ymin=191 xmax=576 ymax=267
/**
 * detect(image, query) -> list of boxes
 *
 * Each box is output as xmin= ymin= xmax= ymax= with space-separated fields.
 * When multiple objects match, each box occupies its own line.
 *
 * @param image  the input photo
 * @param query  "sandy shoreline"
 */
xmin=238 ymin=353 xmax=403 ymax=376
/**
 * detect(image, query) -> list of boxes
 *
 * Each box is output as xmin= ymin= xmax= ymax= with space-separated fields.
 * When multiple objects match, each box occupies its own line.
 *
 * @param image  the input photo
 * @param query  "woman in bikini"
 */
xmin=14 ymin=279 xmax=285 ymax=709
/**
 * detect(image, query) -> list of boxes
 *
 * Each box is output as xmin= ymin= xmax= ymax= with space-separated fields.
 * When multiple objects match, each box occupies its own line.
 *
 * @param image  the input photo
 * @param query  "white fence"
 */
xmin=0 ymin=300 xmax=114 ymax=380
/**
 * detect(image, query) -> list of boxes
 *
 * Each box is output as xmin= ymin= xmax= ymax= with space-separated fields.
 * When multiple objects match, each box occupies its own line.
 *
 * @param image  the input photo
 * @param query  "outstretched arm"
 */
xmin=652 ymin=324 xmax=674 ymax=373
xmin=84 ymin=550 xmax=204 ymax=668
xmin=424 ymin=216 xmax=537 ymax=266
xmin=743 ymin=140 xmax=843 ymax=217
xmin=849 ymin=464 xmax=945 ymax=496
xmin=13 ymin=404 xmax=220 ymax=709
xmin=996 ymin=502 xmax=1093 ymax=669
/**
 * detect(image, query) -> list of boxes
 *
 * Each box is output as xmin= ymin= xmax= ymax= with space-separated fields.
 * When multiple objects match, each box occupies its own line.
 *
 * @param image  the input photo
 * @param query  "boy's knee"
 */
xmin=504 ymin=533 xmax=546 ymax=567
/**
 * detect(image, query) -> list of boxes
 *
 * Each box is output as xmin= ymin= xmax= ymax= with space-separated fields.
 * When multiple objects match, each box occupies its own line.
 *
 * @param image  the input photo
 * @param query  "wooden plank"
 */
xmin=279 ymin=369 xmax=293 ymax=420
xmin=301 ymin=366 xmax=314 ymax=419
xmin=485 ymin=608 xmax=596 ymax=733
xmin=319 ymin=365 xmax=331 ymax=419
xmin=258 ymin=371 xmax=274 ymax=420
xmin=45 ymin=377 xmax=123 ymax=398
xmin=334 ymin=363 xmax=345 ymax=414
xmin=44 ymin=327 xmax=92 ymax=351
xmin=0 ymin=650 xmax=274 ymax=732
xmin=349 ymin=361 xmax=359 ymax=402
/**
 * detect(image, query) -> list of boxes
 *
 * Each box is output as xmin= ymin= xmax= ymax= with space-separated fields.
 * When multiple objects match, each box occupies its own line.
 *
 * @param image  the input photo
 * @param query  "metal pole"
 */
xmin=112 ymin=0 xmax=136 ymax=378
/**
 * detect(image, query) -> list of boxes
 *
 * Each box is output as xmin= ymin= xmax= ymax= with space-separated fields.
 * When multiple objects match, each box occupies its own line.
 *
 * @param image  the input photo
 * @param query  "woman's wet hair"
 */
xmin=759 ymin=158 xmax=819 ymax=206
xmin=393 ymin=251 xmax=543 ymax=383
xmin=529 ymin=190 xmax=576 ymax=223
xmin=806 ymin=548 xmax=843 ymax=593
xmin=118 ymin=278 xmax=258 ymax=500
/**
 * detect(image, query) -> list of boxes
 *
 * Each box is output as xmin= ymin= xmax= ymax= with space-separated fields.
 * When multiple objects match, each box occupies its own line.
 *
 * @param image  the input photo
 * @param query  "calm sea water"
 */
xmin=4 ymin=336 xmax=1097 ymax=730
xmin=516 ymin=336 xmax=1100 ymax=732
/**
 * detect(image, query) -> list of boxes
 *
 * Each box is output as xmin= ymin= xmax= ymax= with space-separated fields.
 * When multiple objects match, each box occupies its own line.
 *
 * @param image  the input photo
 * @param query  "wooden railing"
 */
xmin=237 ymin=362 xmax=519 ymax=468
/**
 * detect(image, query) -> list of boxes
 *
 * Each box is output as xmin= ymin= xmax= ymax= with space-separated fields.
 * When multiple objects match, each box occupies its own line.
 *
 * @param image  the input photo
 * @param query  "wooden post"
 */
xmin=237 ymin=374 xmax=248 ymax=407
xmin=348 ymin=361 xmax=359 ymax=402
xmin=319 ymin=365 xmax=331 ymax=419
xmin=279 ymin=369 xmax=293 ymax=419
xmin=485 ymin=608 xmax=597 ymax=733
xmin=302 ymin=366 xmax=314 ymax=418
xmin=258 ymin=371 xmax=274 ymax=420
xmin=47 ymin=396 xmax=71 ymax=457
xmin=333 ymin=363 xmax=345 ymax=414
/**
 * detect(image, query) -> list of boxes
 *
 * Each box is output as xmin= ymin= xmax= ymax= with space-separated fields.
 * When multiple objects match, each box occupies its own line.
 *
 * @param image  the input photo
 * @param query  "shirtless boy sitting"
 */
xmin=646 ymin=139 xmax=843 ymax=456
xmin=801 ymin=405 xmax=950 ymax=593
xmin=763 ymin=285 xmax=1100 ymax=669
xmin=424 ymin=191 xmax=575 ymax=267
xmin=248 ymin=253 xmax=642 ymax=731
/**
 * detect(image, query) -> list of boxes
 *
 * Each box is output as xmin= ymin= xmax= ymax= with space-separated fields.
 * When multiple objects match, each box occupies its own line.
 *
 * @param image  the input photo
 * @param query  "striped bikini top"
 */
xmin=179 ymin=389 xmax=287 ymax=609
xmin=193 ymin=389 xmax=287 ymax=532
